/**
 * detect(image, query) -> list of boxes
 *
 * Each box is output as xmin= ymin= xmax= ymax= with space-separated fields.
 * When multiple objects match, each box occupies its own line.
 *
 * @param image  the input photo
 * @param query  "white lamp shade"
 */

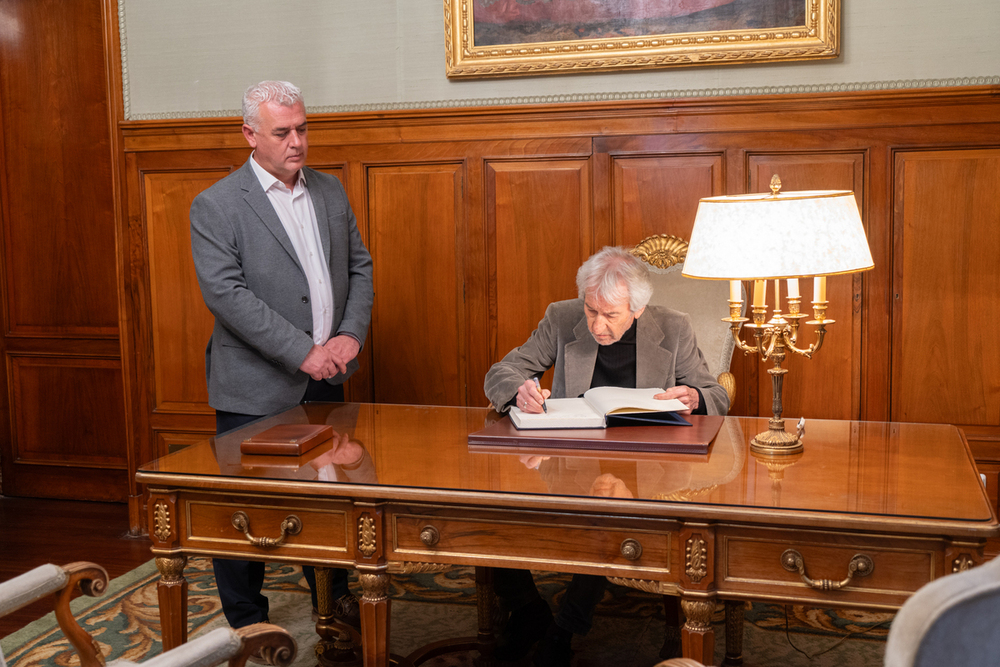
xmin=681 ymin=190 xmax=874 ymax=280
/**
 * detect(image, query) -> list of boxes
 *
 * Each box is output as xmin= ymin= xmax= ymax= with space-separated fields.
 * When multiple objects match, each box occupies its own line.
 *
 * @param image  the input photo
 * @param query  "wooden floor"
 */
xmin=0 ymin=496 xmax=151 ymax=637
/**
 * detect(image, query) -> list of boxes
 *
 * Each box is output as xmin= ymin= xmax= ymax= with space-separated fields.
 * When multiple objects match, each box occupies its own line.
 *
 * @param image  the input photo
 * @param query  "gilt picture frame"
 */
xmin=444 ymin=0 xmax=840 ymax=78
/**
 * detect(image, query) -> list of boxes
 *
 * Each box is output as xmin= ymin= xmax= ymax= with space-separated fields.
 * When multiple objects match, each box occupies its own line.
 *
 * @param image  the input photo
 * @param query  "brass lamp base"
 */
xmin=750 ymin=418 xmax=803 ymax=455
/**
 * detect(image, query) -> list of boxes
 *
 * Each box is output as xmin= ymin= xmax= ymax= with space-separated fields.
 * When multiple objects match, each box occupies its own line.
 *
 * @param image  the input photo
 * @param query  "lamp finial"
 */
xmin=769 ymin=174 xmax=782 ymax=196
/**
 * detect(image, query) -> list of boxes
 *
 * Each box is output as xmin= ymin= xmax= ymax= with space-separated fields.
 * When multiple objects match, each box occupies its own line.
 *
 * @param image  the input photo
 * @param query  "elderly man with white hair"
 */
xmin=484 ymin=245 xmax=727 ymax=667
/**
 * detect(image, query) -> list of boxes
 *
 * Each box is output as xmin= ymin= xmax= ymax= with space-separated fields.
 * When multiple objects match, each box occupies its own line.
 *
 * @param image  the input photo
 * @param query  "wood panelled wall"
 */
xmin=0 ymin=0 xmax=127 ymax=502
xmin=3 ymin=11 xmax=997 ymax=535
xmin=117 ymin=87 xmax=1000 ymax=530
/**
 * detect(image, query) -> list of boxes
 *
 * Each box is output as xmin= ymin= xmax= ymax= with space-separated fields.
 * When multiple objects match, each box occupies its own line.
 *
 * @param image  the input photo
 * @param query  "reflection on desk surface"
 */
xmin=138 ymin=402 xmax=993 ymax=524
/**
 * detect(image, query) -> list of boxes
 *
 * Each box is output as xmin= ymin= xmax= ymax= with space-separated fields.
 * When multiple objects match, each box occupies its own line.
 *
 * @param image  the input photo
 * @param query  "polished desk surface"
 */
xmin=138 ymin=402 xmax=997 ymax=666
xmin=138 ymin=402 xmax=995 ymax=537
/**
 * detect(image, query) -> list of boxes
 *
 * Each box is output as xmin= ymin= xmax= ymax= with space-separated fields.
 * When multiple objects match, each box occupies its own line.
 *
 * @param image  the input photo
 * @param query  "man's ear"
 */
xmin=633 ymin=305 xmax=646 ymax=319
xmin=241 ymin=124 xmax=257 ymax=148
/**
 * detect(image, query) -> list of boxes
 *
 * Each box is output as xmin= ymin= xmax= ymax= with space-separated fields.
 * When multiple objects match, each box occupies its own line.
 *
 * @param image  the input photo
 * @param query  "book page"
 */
xmin=583 ymin=387 xmax=687 ymax=416
xmin=509 ymin=397 xmax=604 ymax=429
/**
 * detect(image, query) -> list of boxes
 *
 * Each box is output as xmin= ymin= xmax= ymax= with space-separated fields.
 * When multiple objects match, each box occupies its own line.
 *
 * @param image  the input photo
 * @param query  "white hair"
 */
xmin=242 ymin=81 xmax=303 ymax=130
xmin=576 ymin=246 xmax=653 ymax=313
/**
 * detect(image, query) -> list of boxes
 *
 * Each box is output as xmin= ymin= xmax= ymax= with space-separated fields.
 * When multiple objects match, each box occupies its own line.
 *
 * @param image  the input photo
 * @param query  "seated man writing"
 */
xmin=483 ymin=245 xmax=728 ymax=667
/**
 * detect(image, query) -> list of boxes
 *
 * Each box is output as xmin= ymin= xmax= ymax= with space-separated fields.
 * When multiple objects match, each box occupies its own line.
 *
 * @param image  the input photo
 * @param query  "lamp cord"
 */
xmin=783 ymin=604 xmax=892 ymax=660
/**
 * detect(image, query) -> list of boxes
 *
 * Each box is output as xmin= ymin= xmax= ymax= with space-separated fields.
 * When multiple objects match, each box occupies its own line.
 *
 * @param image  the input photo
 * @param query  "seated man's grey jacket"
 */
xmin=484 ymin=299 xmax=728 ymax=416
xmin=191 ymin=160 xmax=373 ymax=415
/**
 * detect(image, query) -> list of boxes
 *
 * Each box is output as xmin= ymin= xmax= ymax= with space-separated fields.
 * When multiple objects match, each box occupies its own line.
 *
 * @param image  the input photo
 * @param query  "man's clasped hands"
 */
xmin=299 ymin=335 xmax=361 ymax=380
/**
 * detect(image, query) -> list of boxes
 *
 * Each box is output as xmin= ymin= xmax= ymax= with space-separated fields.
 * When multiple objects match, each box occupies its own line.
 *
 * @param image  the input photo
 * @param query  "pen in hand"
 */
xmin=533 ymin=377 xmax=548 ymax=413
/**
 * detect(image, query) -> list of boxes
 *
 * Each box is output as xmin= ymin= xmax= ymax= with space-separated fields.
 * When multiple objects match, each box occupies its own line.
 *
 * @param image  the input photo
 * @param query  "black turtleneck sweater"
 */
xmin=590 ymin=318 xmax=638 ymax=389
xmin=587 ymin=318 xmax=707 ymax=415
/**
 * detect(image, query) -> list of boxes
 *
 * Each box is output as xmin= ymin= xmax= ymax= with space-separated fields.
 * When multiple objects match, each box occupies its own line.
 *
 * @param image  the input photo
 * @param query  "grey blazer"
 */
xmin=483 ymin=299 xmax=728 ymax=416
xmin=190 ymin=159 xmax=373 ymax=415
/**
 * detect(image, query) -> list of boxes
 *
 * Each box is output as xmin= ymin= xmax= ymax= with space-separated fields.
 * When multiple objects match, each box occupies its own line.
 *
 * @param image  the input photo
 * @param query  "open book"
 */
xmin=509 ymin=387 xmax=690 ymax=430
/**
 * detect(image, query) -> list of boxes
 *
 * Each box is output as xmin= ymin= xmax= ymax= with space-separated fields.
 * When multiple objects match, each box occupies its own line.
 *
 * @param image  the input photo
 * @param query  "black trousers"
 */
xmin=493 ymin=567 xmax=606 ymax=636
xmin=212 ymin=379 xmax=349 ymax=628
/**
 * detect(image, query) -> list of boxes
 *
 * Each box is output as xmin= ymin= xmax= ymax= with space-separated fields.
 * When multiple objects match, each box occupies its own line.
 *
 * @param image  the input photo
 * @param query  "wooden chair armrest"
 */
xmin=110 ymin=624 xmax=295 ymax=667
xmin=54 ymin=562 xmax=110 ymax=667
xmin=229 ymin=624 xmax=297 ymax=667
xmin=0 ymin=562 xmax=108 ymax=667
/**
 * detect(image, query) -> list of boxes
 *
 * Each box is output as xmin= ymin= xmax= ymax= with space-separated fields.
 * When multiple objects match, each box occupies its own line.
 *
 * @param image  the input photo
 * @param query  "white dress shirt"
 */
xmin=250 ymin=155 xmax=333 ymax=345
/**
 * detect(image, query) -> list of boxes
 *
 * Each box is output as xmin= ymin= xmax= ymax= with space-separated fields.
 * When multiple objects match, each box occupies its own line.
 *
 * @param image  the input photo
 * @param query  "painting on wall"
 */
xmin=445 ymin=0 xmax=839 ymax=78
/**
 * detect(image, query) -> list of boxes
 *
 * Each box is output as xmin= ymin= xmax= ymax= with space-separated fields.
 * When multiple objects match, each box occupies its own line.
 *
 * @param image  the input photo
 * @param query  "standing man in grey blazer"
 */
xmin=190 ymin=80 xmax=373 ymax=631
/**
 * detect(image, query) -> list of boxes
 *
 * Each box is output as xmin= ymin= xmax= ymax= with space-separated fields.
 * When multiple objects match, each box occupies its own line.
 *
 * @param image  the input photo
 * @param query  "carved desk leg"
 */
xmin=475 ymin=566 xmax=497 ymax=667
xmin=315 ymin=566 xmax=362 ymax=666
xmin=359 ymin=572 xmax=391 ymax=667
xmin=155 ymin=556 xmax=188 ymax=650
xmin=721 ymin=600 xmax=745 ymax=666
xmin=680 ymin=598 xmax=715 ymax=666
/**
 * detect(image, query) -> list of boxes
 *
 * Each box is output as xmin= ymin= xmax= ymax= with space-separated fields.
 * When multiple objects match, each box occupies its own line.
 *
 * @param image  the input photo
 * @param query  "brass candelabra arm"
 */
xmin=726 ymin=318 xmax=759 ymax=354
xmin=784 ymin=312 xmax=808 ymax=345
xmin=782 ymin=322 xmax=828 ymax=358
xmin=757 ymin=326 xmax=780 ymax=361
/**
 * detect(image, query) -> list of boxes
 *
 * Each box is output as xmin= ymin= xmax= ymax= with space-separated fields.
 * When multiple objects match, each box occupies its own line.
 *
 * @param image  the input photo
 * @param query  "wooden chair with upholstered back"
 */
xmin=630 ymin=234 xmax=741 ymax=411
xmin=0 ymin=562 xmax=297 ymax=667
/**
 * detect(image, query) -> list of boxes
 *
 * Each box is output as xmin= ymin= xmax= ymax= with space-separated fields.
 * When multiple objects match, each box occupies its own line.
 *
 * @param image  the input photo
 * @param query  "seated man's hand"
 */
xmin=654 ymin=385 xmax=699 ymax=415
xmin=309 ymin=432 xmax=348 ymax=469
xmin=323 ymin=335 xmax=361 ymax=376
xmin=589 ymin=473 xmax=634 ymax=498
xmin=310 ymin=432 xmax=366 ymax=468
xmin=515 ymin=379 xmax=551 ymax=414
xmin=518 ymin=454 xmax=550 ymax=470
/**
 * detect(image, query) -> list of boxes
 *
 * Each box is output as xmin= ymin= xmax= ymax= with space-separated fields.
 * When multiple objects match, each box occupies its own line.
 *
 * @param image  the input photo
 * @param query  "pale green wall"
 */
xmin=119 ymin=0 xmax=1000 ymax=119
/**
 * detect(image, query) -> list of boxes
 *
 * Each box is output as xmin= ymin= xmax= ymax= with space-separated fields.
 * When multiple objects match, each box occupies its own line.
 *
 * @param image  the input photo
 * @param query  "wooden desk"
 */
xmin=136 ymin=403 xmax=998 ymax=667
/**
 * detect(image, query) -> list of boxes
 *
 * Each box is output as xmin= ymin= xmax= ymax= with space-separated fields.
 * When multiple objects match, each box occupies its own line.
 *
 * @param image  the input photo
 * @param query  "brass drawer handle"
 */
xmin=781 ymin=549 xmax=874 ymax=590
xmin=420 ymin=525 xmax=440 ymax=547
xmin=621 ymin=538 xmax=643 ymax=561
xmin=231 ymin=511 xmax=302 ymax=548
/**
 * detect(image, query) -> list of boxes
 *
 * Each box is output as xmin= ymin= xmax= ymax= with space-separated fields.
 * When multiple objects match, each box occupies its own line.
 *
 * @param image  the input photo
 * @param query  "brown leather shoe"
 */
xmin=332 ymin=592 xmax=361 ymax=630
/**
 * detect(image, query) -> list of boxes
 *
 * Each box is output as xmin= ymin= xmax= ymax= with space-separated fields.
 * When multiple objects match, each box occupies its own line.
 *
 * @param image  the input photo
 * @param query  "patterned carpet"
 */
xmin=1 ymin=557 xmax=891 ymax=667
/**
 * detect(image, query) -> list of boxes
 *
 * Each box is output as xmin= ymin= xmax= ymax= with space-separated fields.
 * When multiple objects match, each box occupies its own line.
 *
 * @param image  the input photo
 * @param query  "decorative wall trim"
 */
xmin=118 ymin=0 xmax=131 ymax=119
xmin=123 ymin=76 xmax=1000 ymax=121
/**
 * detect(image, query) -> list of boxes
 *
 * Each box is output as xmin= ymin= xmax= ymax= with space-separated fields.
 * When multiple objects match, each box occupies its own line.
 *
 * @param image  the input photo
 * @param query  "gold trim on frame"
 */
xmin=387 ymin=561 xmax=454 ymax=574
xmin=445 ymin=0 xmax=840 ymax=79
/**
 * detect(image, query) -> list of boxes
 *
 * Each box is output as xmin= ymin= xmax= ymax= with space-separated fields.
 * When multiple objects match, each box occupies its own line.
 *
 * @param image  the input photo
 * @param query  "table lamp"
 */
xmin=682 ymin=175 xmax=874 ymax=455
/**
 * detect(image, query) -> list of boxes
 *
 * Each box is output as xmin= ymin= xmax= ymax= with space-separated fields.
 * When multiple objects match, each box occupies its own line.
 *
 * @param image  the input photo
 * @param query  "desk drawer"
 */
xmin=181 ymin=493 xmax=353 ymax=561
xmin=388 ymin=504 xmax=677 ymax=579
xmin=718 ymin=526 xmax=939 ymax=607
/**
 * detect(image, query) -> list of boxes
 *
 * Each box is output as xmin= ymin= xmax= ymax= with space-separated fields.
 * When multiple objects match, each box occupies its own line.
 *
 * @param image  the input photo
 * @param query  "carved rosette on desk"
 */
xmin=148 ymin=494 xmax=179 ymax=546
xmin=358 ymin=514 xmax=377 ymax=558
xmin=153 ymin=500 xmax=172 ymax=542
xmin=680 ymin=525 xmax=715 ymax=589
xmin=685 ymin=536 xmax=708 ymax=584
